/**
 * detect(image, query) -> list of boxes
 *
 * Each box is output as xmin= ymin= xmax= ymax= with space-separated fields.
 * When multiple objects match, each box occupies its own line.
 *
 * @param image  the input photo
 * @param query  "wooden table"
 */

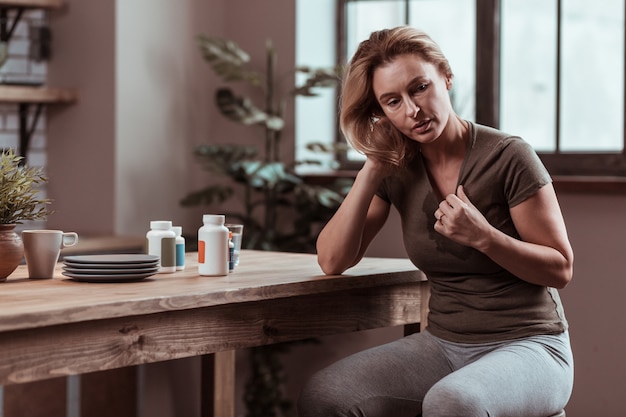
xmin=0 ymin=250 xmax=428 ymax=416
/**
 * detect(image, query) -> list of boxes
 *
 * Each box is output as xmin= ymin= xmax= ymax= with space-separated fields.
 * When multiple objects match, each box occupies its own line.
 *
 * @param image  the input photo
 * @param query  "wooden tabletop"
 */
xmin=2 ymin=250 xmax=426 ymax=333
xmin=0 ymin=250 xmax=428 ymax=388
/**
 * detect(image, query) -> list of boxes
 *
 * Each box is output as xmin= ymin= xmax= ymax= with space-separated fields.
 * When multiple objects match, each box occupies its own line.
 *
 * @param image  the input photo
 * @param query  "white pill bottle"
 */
xmin=146 ymin=220 xmax=176 ymax=273
xmin=198 ymin=214 xmax=229 ymax=276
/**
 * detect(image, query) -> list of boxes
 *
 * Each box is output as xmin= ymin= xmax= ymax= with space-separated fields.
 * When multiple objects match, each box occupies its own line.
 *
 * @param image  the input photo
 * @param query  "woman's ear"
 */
xmin=446 ymin=76 xmax=453 ymax=90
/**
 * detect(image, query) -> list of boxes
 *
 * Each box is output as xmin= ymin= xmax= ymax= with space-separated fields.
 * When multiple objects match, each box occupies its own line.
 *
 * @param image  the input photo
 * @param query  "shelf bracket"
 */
xmin=18 ymin=102 xmax=43 ymax=165
xmin=0 ymin=7 xmax=24 ymax=43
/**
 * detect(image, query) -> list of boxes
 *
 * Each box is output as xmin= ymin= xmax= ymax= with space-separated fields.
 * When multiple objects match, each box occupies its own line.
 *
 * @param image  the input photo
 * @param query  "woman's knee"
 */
xmin=297 ymin=370 xmax=353 ymax=417
xmin=422 ymin=379 xmax=488 ymax=417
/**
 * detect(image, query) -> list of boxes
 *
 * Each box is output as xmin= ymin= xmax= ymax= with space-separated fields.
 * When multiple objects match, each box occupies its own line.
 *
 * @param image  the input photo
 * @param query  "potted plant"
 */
xmin=0 ymin=148 xmax=51 ymax=280
xmin=181 ymin=35 xmax=351 ymax=253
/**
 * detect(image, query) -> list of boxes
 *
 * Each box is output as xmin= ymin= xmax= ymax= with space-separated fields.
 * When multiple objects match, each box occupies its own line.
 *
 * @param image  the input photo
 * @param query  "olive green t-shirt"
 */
xmin=376 ymin=122 xmax=568 ymax=343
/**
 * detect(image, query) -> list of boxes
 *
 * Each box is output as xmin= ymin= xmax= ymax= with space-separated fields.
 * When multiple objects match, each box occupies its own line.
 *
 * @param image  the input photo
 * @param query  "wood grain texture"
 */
xmin=213 ymin=351 xmax=235 ymax=417
xmin=0 ymin=251 xmax=427 ymax=386
xmin=0 ymin=85 xmax=77 ymax=104
xmin=2 ymin=250 xmax=425 ymax=332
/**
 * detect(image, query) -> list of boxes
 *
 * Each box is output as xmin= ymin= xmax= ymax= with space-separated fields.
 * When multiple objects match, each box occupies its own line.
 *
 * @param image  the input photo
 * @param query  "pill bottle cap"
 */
xmin=150 ymin=220 xmax=172 ymax=230
xmin=202 ymin=214 xmax=225 ymax=225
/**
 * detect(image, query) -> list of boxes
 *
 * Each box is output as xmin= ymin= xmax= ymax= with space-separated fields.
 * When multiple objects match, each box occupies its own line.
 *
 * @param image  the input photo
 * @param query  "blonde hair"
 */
xmin=340 ymin=26 xmax=453 ymax=166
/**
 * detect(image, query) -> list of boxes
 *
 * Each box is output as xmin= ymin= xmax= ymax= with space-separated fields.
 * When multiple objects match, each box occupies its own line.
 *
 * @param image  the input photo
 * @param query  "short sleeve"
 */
xmin=500 ymin=137 xmax=552 ymax=208
xmin=375 ymin=179 xmax=391 ymax=203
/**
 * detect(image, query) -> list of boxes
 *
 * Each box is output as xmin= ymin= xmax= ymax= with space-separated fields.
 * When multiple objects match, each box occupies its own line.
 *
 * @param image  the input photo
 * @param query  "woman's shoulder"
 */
xmin=468 ymin=121 xmax=533 ymax=153
xmin=470 ymin=121 xmax=519 ymax=142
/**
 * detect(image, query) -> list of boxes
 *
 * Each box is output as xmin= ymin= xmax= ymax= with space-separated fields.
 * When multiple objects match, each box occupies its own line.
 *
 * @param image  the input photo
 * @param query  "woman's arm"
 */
xmin=435 ymin=184 xmax=573 ymax=288
xmin=316 ymin=160 xmax=392 ymax=275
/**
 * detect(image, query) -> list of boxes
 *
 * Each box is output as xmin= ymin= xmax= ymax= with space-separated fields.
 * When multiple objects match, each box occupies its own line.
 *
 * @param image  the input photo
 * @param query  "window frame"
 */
xmin=334 ymin=0 xmax=626 ymax=176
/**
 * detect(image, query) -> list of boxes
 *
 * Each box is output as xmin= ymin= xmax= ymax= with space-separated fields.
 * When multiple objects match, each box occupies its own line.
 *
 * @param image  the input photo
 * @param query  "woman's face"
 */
xmin=372 ymin=54 xmax=454 ymax=145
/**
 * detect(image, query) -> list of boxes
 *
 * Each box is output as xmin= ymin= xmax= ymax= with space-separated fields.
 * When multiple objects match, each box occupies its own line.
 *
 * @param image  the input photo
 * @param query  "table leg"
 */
xmin=201 ymin=351 xmax=236 ymax=417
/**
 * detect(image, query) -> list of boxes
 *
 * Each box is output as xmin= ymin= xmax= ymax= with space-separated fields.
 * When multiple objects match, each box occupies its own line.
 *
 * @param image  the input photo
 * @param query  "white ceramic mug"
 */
xmin=22 ymin=230 xmax=79 ymax=279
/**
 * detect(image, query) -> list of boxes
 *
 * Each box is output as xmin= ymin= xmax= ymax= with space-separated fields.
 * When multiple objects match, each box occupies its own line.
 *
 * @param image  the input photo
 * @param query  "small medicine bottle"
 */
xmin=146 ymin=221 xmax=176 ymax=273
xmin=172 ymin=226 xmax=185 ymax=271
xmin=198 ymin=214 xmax=229 ymax=276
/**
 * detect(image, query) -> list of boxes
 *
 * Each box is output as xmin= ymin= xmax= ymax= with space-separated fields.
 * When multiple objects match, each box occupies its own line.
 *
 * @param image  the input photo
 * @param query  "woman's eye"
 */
xmin=413 ymin=83 xmax=428 ymax=94
xmin=386 ymin=99 xmax=400 ymax=107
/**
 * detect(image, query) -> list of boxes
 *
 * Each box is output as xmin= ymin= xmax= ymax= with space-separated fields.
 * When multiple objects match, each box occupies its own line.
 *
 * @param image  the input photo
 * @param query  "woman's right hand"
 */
xmin=361 ymin=156 xmax=398 ymax=182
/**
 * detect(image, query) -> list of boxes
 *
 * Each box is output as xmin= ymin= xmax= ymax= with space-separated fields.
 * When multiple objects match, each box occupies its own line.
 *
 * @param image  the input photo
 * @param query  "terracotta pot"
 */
xmin=0 ymin=224 xmax=24 ymax=280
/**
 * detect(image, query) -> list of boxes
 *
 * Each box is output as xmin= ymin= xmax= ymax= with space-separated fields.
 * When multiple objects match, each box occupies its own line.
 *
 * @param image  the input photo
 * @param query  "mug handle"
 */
xmin=62 ymin=232 xmax=79 ymax=248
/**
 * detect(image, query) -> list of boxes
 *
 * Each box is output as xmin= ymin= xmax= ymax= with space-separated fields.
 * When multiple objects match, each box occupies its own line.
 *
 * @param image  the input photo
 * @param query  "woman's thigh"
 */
xmin=297 ymin=331 xmax=453 ymax=417
xmin=422 ymin=332 xmax=574 ymax=417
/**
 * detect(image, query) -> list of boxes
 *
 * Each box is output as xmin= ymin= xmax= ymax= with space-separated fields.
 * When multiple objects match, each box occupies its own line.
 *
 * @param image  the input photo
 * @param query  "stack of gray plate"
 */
xmin=62 ymin=254 xmax=160 ymax=282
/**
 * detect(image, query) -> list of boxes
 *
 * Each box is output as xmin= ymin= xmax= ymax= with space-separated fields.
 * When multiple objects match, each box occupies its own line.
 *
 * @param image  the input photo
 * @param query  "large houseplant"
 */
xmin=182 ymin=35 xmax=351 ymax=417
xmin=181 ymin=35 xmax=351 ymax=253
xmin=0 ymin=148 xmax=51 ymax=279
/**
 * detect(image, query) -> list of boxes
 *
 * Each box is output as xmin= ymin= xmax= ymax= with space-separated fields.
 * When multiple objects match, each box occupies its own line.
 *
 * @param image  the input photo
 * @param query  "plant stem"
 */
xmin=263 ymin=39 xmax=279 ymax=246
xmin=265 ymin=40 xmax=275 ymax=163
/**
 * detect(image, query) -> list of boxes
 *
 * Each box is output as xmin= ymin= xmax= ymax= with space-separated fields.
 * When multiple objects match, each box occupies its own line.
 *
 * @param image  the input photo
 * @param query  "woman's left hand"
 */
xmin=434 ymin=185 xmax=491 ymax=248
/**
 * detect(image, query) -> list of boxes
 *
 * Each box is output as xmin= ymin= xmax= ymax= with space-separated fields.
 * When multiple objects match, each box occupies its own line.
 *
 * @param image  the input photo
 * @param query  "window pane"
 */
xmin=346 ymin=1 xmax=406 ymax=60
xmin=501 ymin=0 xmax=557 ymax=152
xmin=408 ymin=0 xmax=475 ymax=121
xmin=560 ymin=0 xmax=624 ymax=151
xmin=295 ymin=0 xmax=337 ymax=172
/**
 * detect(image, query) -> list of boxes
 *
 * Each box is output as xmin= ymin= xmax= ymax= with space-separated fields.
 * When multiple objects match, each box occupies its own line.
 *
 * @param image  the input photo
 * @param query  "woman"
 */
xmin=297 ymin=27 xmax=574 ymax=417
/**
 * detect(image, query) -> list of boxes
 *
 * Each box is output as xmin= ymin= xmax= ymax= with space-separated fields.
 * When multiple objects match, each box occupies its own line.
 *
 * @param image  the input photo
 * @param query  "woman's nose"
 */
xmin=405 ymin=99 xmax=420 ymax=118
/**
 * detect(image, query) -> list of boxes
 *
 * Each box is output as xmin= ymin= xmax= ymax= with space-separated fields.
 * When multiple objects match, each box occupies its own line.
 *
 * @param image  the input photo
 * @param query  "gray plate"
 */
xmin=62 ymin=270 xmax=156 ymax=283
xmin=63 ymin=254 xmax=159 ymax=265
xmin=63 ymin=261 xmax=158 ymax=270
xmin=63 ymin=266 xmax=159 ymax=275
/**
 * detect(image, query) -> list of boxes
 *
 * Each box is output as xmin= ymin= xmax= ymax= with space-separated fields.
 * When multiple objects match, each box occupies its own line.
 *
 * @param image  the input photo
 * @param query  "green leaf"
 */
xmin=0 ymin=148 xmax=52 ymax=224
xmin=304 ymin=141 xmax=351 ymax=154
xmin=216 ymin=88 xmax=284 ymax=131
xmin=292 ymin=66 xmax=341 ymax=97
xmin=248 ymin=162 xmax=302 ymax=189
xmin=196 ymin=35 xmax=262 ymax=85
xmin=193 ymin=144 xmax=258 ymax=175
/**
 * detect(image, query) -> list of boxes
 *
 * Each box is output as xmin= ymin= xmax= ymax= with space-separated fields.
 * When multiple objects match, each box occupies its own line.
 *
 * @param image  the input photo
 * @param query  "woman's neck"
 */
xmin=420 ymin=115 xmax=469 ymax=165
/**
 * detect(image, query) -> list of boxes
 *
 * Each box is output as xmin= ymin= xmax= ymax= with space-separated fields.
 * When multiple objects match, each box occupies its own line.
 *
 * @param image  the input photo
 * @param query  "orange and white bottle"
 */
xmin=198 ymin=214 xmax=229 ymax=276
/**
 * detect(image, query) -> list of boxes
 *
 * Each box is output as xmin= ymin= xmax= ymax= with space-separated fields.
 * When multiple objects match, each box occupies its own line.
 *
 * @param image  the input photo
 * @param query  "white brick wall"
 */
xmin=1 ymin=9 xmax=49 ymax=230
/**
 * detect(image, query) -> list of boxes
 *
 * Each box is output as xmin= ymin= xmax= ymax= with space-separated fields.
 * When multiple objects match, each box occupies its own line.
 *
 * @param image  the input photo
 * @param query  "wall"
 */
xmin=46 ymin=0 xmax=295 ymax=239
xmin=556 ymin=192 xmax=626 ymax=416
xmin=46 ymin=0 xmax=222 ymax=237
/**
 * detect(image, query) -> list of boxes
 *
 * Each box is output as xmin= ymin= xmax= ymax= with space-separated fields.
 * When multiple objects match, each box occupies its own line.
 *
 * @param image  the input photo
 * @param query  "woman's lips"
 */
xmin=412 ymin=119 xmax=430 ymax=134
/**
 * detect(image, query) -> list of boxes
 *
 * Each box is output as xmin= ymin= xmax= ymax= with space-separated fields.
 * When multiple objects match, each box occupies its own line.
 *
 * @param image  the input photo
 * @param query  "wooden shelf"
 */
xmin=0 ymin=0 xmax=62 ymax=9
xmin=0 ymin=84 xmax=77 ymax=104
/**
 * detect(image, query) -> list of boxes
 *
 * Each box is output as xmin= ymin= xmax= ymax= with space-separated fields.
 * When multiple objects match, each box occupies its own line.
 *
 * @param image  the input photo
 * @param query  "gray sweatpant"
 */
xmin=297 ymin=330 xmax=573 ymax=417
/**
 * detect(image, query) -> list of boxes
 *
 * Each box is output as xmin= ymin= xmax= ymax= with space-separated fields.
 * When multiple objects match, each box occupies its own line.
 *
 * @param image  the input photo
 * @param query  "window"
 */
xmin=296 ymin=0 xmax=626 ymax=176
xmin=500 ymin=0 xmax=626 ymax=175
